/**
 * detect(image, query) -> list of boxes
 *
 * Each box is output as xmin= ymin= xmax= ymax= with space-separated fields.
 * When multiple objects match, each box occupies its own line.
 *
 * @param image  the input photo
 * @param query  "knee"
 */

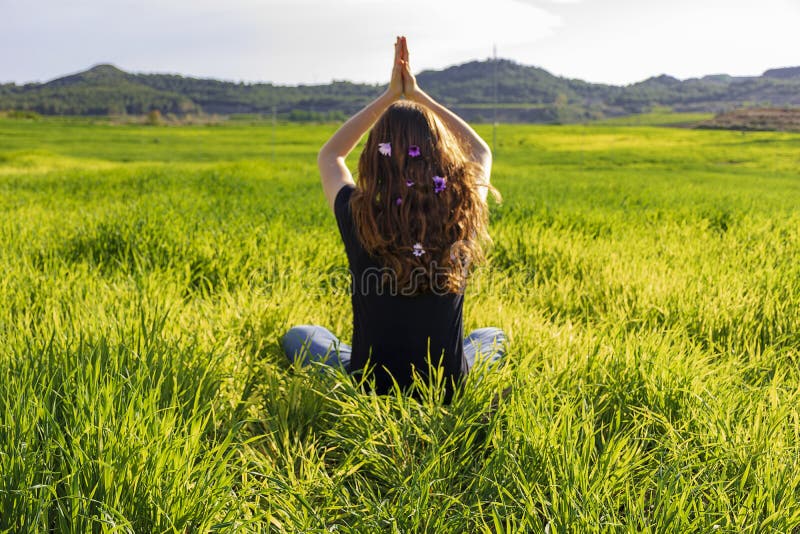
xmin=486 ymin=328 xmax=507 ymax=353
xmin=470 ymin=328 xmax=508 ymax=361
xmin=491 ymin=328 xmax=507 ymax=346
xmin=281 ymin=325 xmax=315 ymax=355
xmin=468 ymin=327 xmax=507 ymax=345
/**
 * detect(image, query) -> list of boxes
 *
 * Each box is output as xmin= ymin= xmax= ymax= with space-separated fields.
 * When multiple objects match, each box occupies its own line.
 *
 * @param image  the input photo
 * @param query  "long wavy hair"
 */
xmin=350 ymin=101 xmax=501 ymax=295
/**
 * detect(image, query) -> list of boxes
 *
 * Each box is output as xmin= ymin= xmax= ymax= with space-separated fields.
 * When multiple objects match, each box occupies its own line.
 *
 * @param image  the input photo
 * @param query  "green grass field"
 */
xmin=1 ymin=116 xmax=799 ymax=532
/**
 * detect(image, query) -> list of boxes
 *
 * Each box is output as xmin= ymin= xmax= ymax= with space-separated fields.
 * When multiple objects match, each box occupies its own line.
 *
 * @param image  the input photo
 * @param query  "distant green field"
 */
xmin=1 ymin=117 xmax=799 ymax=532
xmin=590 ymin=111 xmax=715 ymax=126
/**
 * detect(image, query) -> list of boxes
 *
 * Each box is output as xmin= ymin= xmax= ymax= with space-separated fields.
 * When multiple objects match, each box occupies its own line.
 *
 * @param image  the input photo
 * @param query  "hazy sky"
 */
xmin=2 ymin=0 xmax=799 ymax=86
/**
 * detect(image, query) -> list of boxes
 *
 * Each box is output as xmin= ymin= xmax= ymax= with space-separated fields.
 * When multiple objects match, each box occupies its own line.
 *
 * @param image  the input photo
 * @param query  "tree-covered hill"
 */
xmin=2 ymin=60 xmax=799 ymax=122
xmin=1 ymin=65 xmax=199 ymax=116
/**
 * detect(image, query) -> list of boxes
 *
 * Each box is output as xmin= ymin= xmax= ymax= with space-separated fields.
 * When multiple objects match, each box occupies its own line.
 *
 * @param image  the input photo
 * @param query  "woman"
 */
xmin=281 ymin=37 xmax=506 ymax=397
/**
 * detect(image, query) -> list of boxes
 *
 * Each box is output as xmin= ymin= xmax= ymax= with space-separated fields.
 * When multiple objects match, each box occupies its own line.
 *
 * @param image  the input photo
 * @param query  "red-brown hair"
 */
xmin=350 ymin=101 xmax=500 ymax=295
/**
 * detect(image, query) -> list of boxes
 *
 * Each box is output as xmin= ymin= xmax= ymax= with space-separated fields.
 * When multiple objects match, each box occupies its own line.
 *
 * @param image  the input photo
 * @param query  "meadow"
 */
xmin=0 ymin=115 xmax=799 ymax=532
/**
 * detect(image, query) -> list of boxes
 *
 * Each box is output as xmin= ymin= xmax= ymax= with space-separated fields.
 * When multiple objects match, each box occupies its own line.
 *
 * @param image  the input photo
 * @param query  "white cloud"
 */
xmin=524 ymin=0 xmax=800 ymax=84
xmin=247 ymin=0 xmax=563 ymax=83
xmin=1 ymin=0 xmax=799 ymax=86
xmin=0 ymin=0 xmax=563 ymax=84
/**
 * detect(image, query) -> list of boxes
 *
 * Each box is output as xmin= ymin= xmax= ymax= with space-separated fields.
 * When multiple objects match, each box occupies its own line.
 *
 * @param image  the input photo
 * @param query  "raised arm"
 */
xmin=317 ymin=38 xmax=405 ymax=211
xmin=398 ymin=37 xmax=492 ymax=201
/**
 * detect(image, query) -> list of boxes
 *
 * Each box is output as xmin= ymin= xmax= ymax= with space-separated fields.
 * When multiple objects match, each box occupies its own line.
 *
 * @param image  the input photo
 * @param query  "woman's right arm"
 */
xmin=399 ymin=37 xmax=492 ymax=200
xmin=317 ymin=37 xmax=405 ymax=211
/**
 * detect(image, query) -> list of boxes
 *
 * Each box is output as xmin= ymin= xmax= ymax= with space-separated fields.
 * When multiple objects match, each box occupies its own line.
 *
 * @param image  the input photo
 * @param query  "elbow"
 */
xmin=317 ymin=148 xmax=338 ymax=179
xmin=318 ymin=145 xmax=344 ymax=170
xmin=472 ymin=140 xmax=491 ymax=166
xmin=479 ymin=148 xmax=492 ymax=172
xmin=481 ymin=138 xmax=493 ymax=160
xmin=317 ymin=146 xmax=331 ymax=169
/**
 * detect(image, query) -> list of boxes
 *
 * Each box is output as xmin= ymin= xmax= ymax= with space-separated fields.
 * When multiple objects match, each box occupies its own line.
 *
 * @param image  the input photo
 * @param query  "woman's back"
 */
xmin=335 ymin=184 xmax=466 ymax=393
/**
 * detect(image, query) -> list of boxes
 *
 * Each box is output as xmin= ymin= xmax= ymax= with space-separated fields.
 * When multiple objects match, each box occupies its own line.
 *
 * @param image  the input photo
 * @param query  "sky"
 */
xmin=2 ymin=0 xmax=799 ymax=87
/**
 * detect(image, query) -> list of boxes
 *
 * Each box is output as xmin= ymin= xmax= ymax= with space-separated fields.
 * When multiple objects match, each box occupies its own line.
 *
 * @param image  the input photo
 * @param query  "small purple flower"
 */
xmin=432 ymin=175 xmax=447 ymax=194
xmin=412 ymin=243 xmax=426 ymax=257
xmin=408 ymin=145 xmax=421 ymax=158
xmin=378 ymin=142 xmax=391 ymax=156
xmin=405 ymin=179 xmax=415 ymax=187
xmin=395 ymin=197 xmax=402 ymax=206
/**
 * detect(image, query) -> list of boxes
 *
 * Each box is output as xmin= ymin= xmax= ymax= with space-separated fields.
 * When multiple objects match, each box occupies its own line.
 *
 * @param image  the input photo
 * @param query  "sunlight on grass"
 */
xmin=1 ymin=117 xmax=799 ymax=531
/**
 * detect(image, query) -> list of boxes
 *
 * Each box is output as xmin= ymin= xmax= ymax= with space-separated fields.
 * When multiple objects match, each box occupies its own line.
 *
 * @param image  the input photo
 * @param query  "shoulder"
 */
xmin=333 ymin=184 xmax=357 ymax=243
xmin=334 ymin=184 xmax=356 ymax=221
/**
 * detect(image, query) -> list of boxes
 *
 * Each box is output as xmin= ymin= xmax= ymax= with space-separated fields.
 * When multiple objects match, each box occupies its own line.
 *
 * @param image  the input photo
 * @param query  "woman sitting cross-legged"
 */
xmin=281 ymin=36 xmax=506 ymax=400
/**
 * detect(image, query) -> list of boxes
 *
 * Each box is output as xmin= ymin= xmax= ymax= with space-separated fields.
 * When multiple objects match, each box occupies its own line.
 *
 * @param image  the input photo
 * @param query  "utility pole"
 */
xmin=272 ymin=104 xmax=277 ymax=162
xmin=493 ymin=44 xmax=498 ymax=154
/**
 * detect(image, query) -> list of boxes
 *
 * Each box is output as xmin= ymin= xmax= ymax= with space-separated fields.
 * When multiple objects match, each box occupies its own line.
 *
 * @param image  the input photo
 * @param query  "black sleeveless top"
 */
xmin=334 ymin=184 xmax=466 ymax=394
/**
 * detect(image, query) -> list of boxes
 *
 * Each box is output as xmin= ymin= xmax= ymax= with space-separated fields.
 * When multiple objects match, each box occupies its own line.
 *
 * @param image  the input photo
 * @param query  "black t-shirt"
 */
xmin=334 ymin=184 xmax=466 ymax=394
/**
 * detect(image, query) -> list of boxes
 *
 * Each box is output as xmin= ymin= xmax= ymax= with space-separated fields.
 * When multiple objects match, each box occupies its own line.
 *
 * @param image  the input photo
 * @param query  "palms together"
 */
xmin=390 ymin=36 xmax=419 ymax=99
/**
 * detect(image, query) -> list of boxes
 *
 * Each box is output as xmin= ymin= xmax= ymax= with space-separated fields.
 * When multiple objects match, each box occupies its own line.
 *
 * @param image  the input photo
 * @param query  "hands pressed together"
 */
xmin=389 ymin=36 xmax=419 ymax=101
xmin=317 ymin=35 xmax=491 ymax=211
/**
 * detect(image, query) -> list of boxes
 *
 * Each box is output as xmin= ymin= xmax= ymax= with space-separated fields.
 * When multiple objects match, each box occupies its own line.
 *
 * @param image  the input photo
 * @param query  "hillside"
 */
xmin=1 ymin=65 xmax=199 ymax=115
xmin=2 ymin=60 xmax=800 ymax=123
xmin=697 ymin=108 xmax=800 ymax=132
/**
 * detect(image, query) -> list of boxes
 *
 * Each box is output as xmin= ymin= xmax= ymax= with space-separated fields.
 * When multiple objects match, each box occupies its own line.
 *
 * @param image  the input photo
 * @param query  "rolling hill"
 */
xmin=2 ymin=60 xmax=799 ymax=123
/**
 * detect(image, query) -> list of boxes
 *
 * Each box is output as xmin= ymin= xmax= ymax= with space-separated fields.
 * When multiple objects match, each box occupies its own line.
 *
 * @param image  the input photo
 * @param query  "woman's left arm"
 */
xmin=318 ymin=37 xmax=404 ymax=211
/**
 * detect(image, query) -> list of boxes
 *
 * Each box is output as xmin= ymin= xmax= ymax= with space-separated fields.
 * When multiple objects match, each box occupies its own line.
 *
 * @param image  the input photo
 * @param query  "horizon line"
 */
xmin=3 ymin=58 xmax=797 ymax=89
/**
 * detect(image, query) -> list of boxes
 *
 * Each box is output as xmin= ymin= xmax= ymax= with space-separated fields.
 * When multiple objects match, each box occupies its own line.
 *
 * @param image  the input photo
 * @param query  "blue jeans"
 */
xmin=280 ymin=325 xmax=507 ymax=373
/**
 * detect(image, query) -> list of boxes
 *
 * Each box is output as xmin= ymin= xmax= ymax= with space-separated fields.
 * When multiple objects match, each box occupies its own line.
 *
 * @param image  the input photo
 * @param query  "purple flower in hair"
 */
xmin=405 ymin=179 xmax=415 ymax=187
xmin=432 ymin=175 xmax=447 ymax=194
xmin=412 ymin=243 xmax=426 ymax=257
xmin=378 ymin=142 xmax=391 ymax=156
xmin=408 ymin=145 xmax=421 ymax=158
xmin=395 ymin=197 xmax=402 ymax=206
